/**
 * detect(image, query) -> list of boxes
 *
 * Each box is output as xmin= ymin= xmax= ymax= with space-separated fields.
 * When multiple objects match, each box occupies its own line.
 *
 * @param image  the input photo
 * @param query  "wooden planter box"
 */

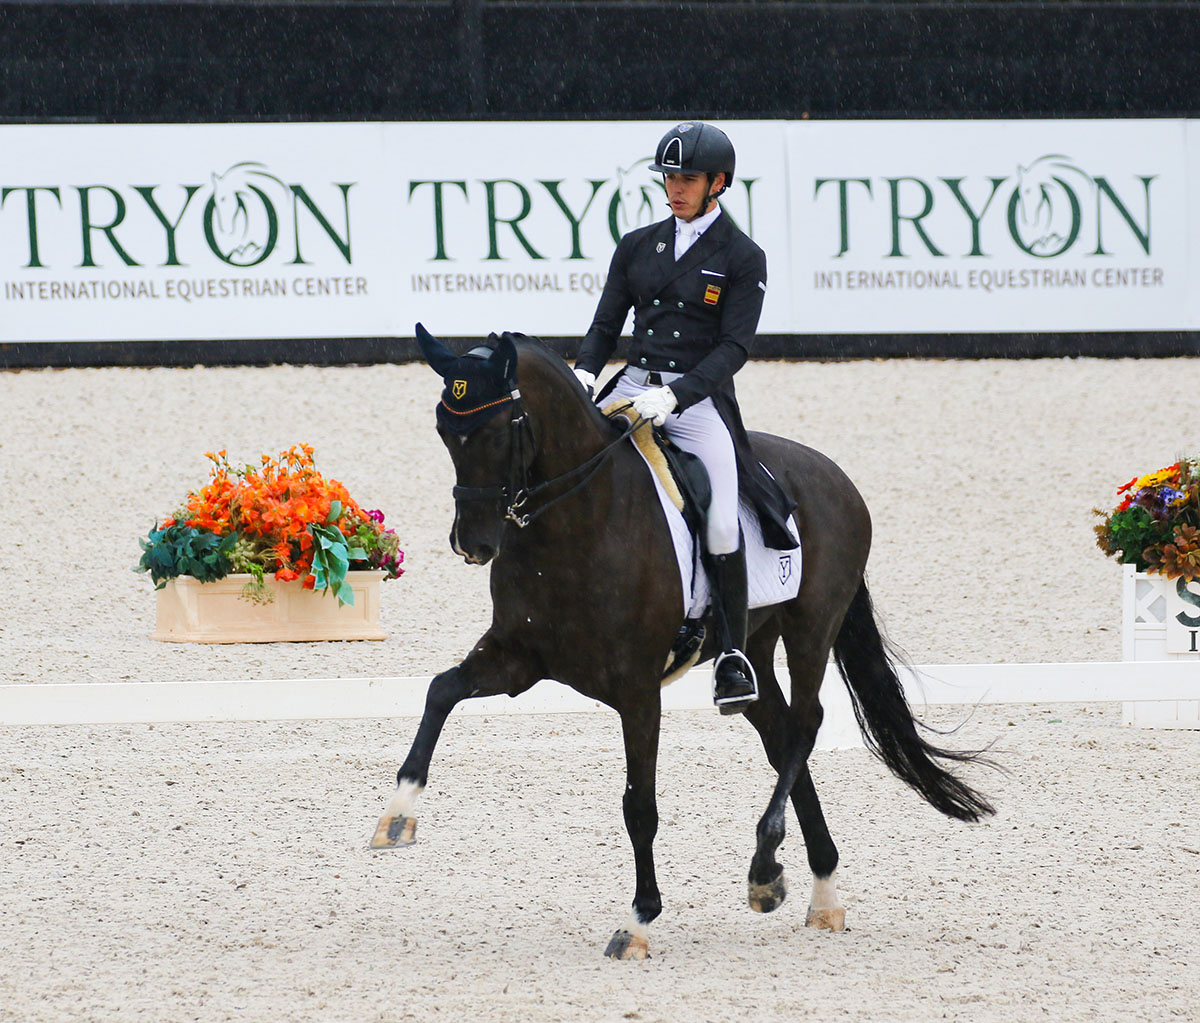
xmin=152 ymin=571 xmax=387 ymax=644
xmin=1121 ymin=564 xmax=1200 ymax=729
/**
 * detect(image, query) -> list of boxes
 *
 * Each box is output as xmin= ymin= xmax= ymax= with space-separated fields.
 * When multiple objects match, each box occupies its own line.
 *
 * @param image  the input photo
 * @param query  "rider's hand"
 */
xmin=631 ymin=385 xmax=677 ymax=427
xmin=573 ymin=367 xmax=596 ymax=397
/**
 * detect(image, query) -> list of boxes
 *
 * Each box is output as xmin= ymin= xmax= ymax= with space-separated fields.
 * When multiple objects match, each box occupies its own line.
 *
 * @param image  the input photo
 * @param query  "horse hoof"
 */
xmin=604 ymin=929 xmax=649 ymax=960
xmin=748 ymin=870 xmax=787 ymax=913
xmin=368 ymin=813 xmax=416 ymax=850
xmin=805 ymin=906 xmax=846 ymax=931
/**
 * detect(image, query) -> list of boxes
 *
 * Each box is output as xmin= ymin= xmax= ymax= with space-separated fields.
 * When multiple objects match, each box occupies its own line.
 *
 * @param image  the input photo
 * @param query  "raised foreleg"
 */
xmin=603 ymin=698 xmax=662 ymax=960
xmin=369 ymin=633 xmax=539 ymax=850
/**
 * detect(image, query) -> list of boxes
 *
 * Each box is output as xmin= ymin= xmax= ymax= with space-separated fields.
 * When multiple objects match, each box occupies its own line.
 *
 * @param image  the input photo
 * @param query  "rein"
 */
xmin=451 ymin=395 xmax=645 ymax=528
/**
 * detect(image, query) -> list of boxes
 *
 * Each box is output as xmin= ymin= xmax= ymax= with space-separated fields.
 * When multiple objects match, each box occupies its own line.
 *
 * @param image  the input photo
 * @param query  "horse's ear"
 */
xmin=415 ymin=322 xmax=459 ymax=378
xmin=490 ymin=333 xmax=518 ymax=385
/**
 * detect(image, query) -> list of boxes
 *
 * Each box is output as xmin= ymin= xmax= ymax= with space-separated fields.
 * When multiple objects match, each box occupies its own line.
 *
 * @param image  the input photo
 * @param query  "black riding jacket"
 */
xmin=577 ymin=210 xmax=797 ymax=551
xmin=576 ymin=211 xmax=766 ymax=411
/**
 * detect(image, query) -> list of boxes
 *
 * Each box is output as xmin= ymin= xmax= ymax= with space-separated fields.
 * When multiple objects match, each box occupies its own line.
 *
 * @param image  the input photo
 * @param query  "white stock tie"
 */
xmin=675 ymin=221 xmax=697 ymax=261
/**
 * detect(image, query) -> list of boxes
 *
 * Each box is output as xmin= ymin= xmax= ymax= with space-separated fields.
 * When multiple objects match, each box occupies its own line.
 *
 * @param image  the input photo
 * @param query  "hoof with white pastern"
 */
xmin=805 ymin=906 xmax=846 ymax=931
xmin=604 ymin=929 xmax=649 ymax=960
xmin=368 ymin=813 xmax=416 ymax=850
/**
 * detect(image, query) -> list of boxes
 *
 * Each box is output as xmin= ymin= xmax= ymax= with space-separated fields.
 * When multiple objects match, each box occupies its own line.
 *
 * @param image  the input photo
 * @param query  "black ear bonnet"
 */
xmin=415 ymin=323 xmax=519 ymax=435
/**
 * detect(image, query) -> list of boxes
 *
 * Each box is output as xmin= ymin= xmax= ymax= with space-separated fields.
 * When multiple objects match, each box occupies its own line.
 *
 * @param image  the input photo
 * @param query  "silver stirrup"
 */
xmin=712 ymin=649 xmax=759 ymax=706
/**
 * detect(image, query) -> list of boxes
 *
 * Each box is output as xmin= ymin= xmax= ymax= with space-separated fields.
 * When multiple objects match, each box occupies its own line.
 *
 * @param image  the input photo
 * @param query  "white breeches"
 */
xmin=608 ymin=368 xmax=740 ymax=555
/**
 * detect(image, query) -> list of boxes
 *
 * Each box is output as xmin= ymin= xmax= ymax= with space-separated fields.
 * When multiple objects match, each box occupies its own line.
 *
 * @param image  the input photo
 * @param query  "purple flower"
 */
xmin=367 ymin=509 xmax=386 ymax=523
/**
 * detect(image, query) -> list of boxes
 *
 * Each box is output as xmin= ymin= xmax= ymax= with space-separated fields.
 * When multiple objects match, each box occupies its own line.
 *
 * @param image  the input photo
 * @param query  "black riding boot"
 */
xmin=709 ymin=544 xmax=758 ymax=715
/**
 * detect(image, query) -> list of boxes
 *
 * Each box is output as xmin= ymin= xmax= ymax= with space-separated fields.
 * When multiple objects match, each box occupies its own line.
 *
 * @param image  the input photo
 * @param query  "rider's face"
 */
xmin=664 ymin=171 xmax=725 ymax=221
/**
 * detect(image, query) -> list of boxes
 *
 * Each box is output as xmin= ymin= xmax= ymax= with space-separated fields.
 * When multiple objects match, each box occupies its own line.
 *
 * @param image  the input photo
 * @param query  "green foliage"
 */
xmin=1095 ymin=507 xmax=1171 ymax=570
xmin=308 ymin=518 xmax=368 ymax=606
xmin=135 ymin=524 xmax=237 ymax=589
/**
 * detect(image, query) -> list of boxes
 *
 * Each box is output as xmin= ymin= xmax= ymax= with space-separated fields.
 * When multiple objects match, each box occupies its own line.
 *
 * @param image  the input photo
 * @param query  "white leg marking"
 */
xmin=385 ymin=780 xmax=424 ymax=819
xmin=622 ymin=913 xmax=650 ymax=941
xmin=809 ymin=871 xmax=841 ymax=911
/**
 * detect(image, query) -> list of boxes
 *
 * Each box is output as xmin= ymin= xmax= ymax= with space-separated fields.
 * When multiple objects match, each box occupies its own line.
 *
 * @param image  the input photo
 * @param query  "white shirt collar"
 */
xmin=674 ymin=205 xmax=721 ymax=259
xmin=674 ymin=204 xmax=722 ymax=239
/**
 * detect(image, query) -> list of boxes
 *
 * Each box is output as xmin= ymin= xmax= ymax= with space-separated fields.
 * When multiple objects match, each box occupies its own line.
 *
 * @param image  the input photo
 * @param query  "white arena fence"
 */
xmin=2 ymin=661 xmax=1196 ymax=749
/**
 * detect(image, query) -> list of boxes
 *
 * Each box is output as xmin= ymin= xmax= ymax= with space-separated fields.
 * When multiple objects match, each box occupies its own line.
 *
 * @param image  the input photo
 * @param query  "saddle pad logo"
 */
xmin=452 ymin=379 xmax=468 ymax=400
xmin=704 ymin=284 xmax=721 ymax=305
xmin=778 ymin=555 xmax=792 ymax=585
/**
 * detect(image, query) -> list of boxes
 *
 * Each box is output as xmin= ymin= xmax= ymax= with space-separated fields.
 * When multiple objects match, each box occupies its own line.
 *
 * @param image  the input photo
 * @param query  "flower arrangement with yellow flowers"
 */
xmin=136 ymin=445 xmax=404 ymax=604
xmin=1094 ymin=458 xmax=1200 ymax=582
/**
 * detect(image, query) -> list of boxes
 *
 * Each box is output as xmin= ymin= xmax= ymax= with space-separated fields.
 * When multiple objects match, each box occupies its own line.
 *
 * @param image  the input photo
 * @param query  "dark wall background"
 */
xmin=2 ymin=0 xmax=1198 ymax=365
xmin=3 ymin=0 xmax=1199 ymax=123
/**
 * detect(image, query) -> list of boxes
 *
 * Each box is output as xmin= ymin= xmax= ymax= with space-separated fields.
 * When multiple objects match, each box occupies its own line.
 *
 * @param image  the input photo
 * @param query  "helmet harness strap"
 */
xmin=661 ymin=172 xmax=728 ymax=219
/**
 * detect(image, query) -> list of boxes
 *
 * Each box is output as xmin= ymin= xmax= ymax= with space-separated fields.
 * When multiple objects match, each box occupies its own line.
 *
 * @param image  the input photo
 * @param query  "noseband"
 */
xmin=451 ymin=392 xmax=643 ymax=528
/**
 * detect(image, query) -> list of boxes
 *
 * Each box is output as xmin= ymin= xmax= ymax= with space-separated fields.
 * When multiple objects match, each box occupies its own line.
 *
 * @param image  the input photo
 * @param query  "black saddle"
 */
xmin=652 ymin=428 xmax=711 ymax=542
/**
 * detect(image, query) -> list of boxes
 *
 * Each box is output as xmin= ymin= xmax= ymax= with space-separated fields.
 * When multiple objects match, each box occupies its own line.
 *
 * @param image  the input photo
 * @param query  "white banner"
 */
xmin=0 ymin=123 xmax=391 ymax=341
xmin=789 ymin=119 xmax=1192 ymax=333
xmin=1 ymin=119 xmax=1196 ymax=342
xmin=384 ymin=120 xmax=791 ymax=336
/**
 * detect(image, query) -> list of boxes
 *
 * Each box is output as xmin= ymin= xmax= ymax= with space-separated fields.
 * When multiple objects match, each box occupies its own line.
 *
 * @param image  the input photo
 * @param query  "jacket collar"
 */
xmin=645 ymin=210 xmax=731 ymax=295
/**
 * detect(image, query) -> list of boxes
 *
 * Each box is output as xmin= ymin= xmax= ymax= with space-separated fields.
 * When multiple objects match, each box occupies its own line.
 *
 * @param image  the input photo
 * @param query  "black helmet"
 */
xmin=649 ymin=121 xmax=736 ymax=187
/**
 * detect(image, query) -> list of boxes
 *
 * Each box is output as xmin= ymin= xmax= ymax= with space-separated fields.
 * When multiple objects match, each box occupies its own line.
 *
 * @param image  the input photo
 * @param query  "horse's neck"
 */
xmin=520 ymin=360 xmax=612 ymax=484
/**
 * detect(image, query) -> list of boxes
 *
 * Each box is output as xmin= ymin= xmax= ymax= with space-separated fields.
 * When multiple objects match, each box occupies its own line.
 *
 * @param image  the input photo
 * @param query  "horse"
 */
xmin=370 ymin=328 xmax=995 ymax=959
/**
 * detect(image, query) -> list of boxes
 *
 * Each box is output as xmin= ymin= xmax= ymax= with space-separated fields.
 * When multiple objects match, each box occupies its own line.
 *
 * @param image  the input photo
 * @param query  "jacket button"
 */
xmin=677 ymin=302 xmax=684 ymax=308
xmin=673 ymin=331 xmax=680 ymax=338
xmin=668 ymin=361 xmax=677 ymax=368
xmin=653 ymin=299 xmax=660 ymax=306
xmin=647 ymin=329 xmax=654 ymax=336
xmin=639 ymin=357 xmax=647 ymax=365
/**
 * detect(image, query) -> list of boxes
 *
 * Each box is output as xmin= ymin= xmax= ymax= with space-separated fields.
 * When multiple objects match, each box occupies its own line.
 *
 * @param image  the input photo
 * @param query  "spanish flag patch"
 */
xmin=704 ymin=284 xmax=721 ymax=305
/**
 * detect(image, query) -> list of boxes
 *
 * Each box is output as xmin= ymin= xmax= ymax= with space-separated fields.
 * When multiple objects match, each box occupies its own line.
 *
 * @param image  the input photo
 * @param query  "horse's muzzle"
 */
xmin=460 ymin=546 xmax=495 ymax=566
xmin=450 ymin=520 xmax=499 ymax=565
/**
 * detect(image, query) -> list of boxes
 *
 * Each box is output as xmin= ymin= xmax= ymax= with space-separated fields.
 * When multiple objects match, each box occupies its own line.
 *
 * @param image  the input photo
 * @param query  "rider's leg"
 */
xmin=707 ymin=536 xmax=758 ymax=713
xmin=659 ymin=398 xmax=757 ymax=715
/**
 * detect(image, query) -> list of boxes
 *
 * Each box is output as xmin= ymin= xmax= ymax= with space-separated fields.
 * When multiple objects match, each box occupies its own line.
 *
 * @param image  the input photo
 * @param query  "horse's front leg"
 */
xmin=604 ymin=699 xmax=662 ymax=961
xmin=369 ymin=634 xmax=538 ymax=850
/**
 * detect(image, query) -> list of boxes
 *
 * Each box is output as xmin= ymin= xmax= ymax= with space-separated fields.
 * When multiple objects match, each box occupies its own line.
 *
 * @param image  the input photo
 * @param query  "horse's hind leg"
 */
xmin=743 ymin=623 xmax=845 ymax=929
xmin=369 ymin=633 xmax=538 ymax=850
xmin=781 ymin=627 xmax=845 ymax=931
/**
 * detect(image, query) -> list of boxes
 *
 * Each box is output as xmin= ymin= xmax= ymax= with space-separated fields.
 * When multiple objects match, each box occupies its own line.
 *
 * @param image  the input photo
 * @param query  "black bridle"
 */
xmin=451 ymin=392 xmax=645 ymax=528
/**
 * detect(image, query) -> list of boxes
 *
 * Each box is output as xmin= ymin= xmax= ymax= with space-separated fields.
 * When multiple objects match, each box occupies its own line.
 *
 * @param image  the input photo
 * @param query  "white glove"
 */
xmin=573 ymin=367 xmax=596 ymax=396
xmin=631 ymin=385 xmax=678 ymax=427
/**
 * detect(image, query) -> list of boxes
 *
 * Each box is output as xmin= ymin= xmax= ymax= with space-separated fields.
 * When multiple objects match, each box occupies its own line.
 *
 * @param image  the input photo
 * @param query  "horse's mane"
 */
xmin=504 ymin=333 xmax=617 ymax=435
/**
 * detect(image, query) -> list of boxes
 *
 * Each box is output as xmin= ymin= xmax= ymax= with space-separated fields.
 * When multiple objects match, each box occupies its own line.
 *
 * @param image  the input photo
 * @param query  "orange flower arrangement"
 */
xmin=139 ymin=445 xmax=403 ymax=602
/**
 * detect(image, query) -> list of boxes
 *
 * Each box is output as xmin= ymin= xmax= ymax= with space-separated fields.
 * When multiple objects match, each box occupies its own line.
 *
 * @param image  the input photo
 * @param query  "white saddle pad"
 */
xmin=635 ymin=447 xmax=802 ymax=620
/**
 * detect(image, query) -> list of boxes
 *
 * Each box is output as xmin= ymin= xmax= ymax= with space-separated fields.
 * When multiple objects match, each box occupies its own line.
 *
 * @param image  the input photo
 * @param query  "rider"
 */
xmin=573 ymin=121 xmax=795 ymax=716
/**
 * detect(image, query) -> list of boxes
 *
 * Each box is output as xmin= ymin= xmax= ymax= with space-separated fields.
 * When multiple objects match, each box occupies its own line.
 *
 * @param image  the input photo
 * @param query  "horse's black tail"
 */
xmin=832 ymin=580 xmax=996 ymax=822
